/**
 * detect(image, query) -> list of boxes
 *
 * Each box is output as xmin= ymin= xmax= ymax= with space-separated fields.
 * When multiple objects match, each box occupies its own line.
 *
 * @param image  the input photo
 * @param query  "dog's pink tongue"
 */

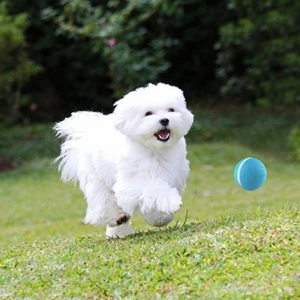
xmin=159 ymin=129 xmax=170 ymax=139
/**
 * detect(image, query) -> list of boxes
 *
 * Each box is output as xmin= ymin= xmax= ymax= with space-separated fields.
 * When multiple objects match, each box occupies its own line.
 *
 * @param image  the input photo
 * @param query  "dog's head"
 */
xmin=113 ymin=83 xmax=194 ymax=150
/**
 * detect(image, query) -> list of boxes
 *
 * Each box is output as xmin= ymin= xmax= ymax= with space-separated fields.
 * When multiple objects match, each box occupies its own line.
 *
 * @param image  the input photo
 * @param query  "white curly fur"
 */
xmin=54 ymin=83 xmax=193 ymax=238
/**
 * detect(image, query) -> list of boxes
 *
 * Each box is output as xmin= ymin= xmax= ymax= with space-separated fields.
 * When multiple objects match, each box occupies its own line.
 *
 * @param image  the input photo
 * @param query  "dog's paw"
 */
xmin=106 ymin=223 xmax=135 ymax=238
xmin=157 ymin=191 xmax=182 ymax=214
xmin=141 ymin=210 xmax=174 ymax=227
xmin=141 ymin=190 xmax=182 ymax=215
xmin=116 ymin=213 xmax=130 ymax=225
xmin=163 ymin=198 xmax=182 ymax=214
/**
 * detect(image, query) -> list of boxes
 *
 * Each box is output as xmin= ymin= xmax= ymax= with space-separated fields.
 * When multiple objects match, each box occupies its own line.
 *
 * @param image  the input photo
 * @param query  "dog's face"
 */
xmin=113 ymin=83 xmax=194 ymax=150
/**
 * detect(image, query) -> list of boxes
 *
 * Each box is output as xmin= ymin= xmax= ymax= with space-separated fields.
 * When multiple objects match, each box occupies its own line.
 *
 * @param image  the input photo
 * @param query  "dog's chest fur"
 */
xmin=115 ymin=139 xmax=189 ymax=194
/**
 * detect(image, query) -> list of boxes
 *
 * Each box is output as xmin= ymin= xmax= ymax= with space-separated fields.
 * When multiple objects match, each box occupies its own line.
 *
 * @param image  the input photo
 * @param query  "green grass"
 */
xmin=0 ymin=143 xmax=299 ymax=247
xmin=0 ymin=160 xmax=99 ymax=245
xmin=1 ymin=206 xmax=299 ymax=298
xmin=0 ymin=108 xmax=299 ymax=298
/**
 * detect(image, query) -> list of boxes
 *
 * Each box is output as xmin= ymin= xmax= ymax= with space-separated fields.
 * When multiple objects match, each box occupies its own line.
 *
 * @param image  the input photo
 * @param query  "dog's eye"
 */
xmin=168 ymin=108 xmax=175 ymax=112
xmin=145 ymin=111 xmax=153 ymax=116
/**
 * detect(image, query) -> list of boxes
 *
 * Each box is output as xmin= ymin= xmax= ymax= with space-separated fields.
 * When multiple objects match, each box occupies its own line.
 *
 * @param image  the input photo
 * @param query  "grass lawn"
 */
xmin=0 ymin=108 xmax=299 ymax=298
xmin=1 ymin=207 xmax=299 ymax=298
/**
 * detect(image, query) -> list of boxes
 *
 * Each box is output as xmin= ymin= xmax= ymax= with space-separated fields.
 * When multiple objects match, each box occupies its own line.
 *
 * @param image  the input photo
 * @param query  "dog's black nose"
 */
xmin=159 ymin=118 xmax=169 ymax=126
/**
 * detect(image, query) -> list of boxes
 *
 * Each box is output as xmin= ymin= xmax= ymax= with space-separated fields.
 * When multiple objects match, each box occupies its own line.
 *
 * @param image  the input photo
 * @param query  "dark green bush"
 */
xmin=3 ymin=0 xmax=227 ymax=121
xmin=216 ymin=0 xmax=300 ymax=105
xmin=41 ymin=0 xmax=182 ymax=97
xmin=42 ymin=0 xmax=227 ymax=98
xmin=0 ymin=2 xmax=41 ymax=124
xmin=7 ymin=0 xmax=110 ymax=120
xmin=2 ymin=0 xmax=299 ymax=125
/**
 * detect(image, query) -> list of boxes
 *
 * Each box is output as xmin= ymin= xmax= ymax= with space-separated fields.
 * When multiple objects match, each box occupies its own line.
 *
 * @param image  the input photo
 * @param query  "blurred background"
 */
xmin=1 ymin=0 xmax=299 ymax=123
xmin=0 ymin=0 xmax=299 ymax=245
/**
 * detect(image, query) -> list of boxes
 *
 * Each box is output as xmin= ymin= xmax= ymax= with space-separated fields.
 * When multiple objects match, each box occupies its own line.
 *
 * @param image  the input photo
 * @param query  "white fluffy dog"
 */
xmin=54 ymin=83 xmax=193 ymax=238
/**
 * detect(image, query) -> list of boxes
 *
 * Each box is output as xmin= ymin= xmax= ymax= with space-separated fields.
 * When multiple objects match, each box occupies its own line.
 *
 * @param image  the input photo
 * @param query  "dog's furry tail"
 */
xmin=54 ymin=111 xmax=103 ymax=183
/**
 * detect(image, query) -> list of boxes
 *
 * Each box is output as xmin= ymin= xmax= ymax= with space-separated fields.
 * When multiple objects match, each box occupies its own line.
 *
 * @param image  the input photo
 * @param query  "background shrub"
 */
xmin=42 ymin=0 xmax=184 ymax=97
xmin=7 ymin=0 xmax=110 ymax=120
xmin=1 ymin=0 xmax=299 ymax=124
xmin=7 ymin=0 xmax=227 ymax=120
xmin=216 ymin=0 xmax=300 ymax=106
xmin=0 ymin=2 xmax=41 ymax=124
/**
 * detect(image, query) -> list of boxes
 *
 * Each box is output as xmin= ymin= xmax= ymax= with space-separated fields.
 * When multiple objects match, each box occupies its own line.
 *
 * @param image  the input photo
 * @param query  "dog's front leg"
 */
xmin=139 ymin=178 xmax=182 ymax=215
xmin=114 ymin=178 xmax=182 ymax=216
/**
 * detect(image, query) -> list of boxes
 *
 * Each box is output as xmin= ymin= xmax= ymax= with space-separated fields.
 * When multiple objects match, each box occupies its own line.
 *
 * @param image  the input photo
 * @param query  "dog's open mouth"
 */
xmin=154 ymin=129 xmax=170 ymax=142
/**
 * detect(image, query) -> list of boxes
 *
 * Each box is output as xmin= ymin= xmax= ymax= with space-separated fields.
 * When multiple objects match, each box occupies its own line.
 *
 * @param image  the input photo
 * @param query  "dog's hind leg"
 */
xmin=106 ymin=223 xmax=135 ymax=238
xmin=82 ymin=180 xmax=135 ymax=237
xmin=82 ymin=179 xmax=117 ymax=225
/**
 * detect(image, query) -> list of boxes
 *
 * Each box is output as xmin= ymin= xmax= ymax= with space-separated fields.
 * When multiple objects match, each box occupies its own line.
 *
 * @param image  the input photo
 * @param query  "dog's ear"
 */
xmin=182 ymin=108 xmax=194 ymax=135
xmin=113 ymin=114 xmax=126 ymax=133
xmin=113 ymin=100 xmax=128 ymax=134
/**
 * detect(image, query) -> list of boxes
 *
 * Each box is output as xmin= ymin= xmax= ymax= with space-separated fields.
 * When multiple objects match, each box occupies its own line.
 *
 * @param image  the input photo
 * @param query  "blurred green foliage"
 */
xmin=0 ymin=123 xmax=60 ymax=168
xmin=6 ymin=0 xmax=111 ymax=120
xmin=288 ymin=126 xmax=300 ymax=162
xmin=41 ymin=0 xmax=178 ymax=97
xmin=44 ymin=0 xmax=227 ymax=99
xmin=217 ymin=0 xmax=300 ymax=105
xmin=2 ymin=0 xmax=226 ymax=122
xmin=0 ymin=2 xmax=41 ymax=124
xmin=0 ymin=0 xmax=299 ymax=124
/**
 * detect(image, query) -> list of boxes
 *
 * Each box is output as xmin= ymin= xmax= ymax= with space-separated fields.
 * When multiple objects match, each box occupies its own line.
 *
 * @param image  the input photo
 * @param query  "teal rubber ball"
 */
xmin=234 ymin=157 xmax=267 ymax=191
